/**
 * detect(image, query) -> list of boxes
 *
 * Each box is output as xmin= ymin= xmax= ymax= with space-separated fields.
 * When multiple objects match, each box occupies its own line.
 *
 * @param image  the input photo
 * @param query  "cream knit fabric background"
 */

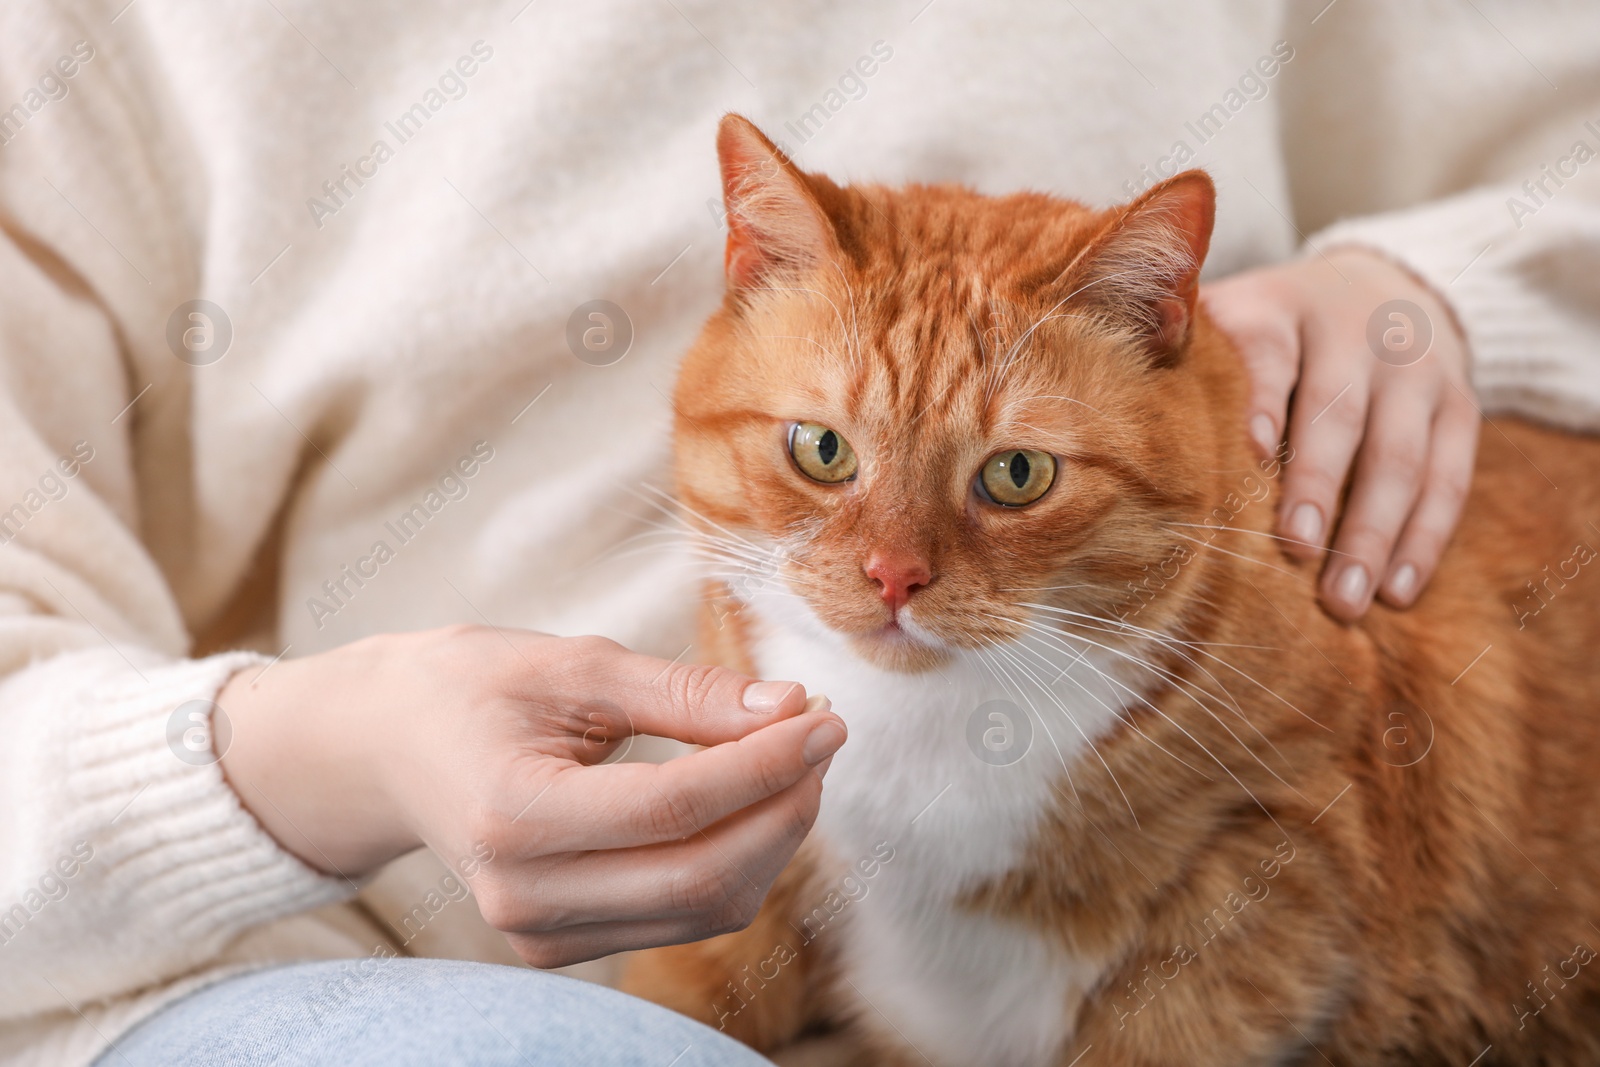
xmin=0 ymin=0 xmax=1597 ymax=1063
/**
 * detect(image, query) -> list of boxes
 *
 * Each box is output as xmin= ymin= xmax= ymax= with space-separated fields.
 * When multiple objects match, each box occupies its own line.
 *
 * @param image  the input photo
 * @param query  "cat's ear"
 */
xmin=1057 ymin=170 xmax=1216 ymax=365
xmin=717 ymin=114 xmax=838 ymax=290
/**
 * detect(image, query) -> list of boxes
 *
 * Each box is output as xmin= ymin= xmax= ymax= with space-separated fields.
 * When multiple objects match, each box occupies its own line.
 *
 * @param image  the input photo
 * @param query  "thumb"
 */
xmin=595 ymin=646 xmax=813 ymax=747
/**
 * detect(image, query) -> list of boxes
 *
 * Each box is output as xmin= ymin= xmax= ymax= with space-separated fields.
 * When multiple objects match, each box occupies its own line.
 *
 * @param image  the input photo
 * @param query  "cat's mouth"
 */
xmin=849 ymin=611 xmax=951 ymax=672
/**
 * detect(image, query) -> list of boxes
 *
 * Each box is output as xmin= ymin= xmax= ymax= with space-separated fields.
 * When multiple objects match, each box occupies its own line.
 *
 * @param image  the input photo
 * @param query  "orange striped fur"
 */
xmin=621 ymin=115 xmax=1600 ymax=1066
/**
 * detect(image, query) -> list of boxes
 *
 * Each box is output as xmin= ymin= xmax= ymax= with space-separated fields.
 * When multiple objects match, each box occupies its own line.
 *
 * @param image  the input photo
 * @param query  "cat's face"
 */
xmin=674 ymin=116 xmax=1225 ymax=673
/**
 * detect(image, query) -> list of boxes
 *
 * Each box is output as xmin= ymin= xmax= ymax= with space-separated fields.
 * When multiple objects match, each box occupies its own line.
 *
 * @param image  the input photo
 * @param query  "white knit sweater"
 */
xmin=0 ymin=1 xmax=1597 ymax=1062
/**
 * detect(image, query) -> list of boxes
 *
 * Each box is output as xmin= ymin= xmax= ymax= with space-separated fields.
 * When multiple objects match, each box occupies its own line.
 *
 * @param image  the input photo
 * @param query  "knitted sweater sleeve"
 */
xmin=0 ymin=648 xmax=351 ymax=1019
xmin=0 ymin=11 xmax=351 ymax=1023
xmin=1280 ymin=0 xmax=1600 ymax=431
xmin=0 ymin=230 xmax=353 ymax=1018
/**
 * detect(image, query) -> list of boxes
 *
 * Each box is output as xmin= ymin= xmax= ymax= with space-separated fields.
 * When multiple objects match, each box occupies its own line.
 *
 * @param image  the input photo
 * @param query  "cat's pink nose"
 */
xmin=864 ymin=553 xmax=932 ymax=612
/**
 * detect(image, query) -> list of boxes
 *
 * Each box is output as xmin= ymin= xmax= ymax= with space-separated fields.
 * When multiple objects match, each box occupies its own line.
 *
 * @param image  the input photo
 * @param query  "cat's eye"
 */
xmin=789 ymin=422 xmax=858 ymax=483
xmin=979 ymin=450 xmax=1056 ymax=506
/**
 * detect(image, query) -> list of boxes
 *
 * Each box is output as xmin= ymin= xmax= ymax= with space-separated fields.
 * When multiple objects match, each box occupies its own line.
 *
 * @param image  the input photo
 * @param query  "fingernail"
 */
xmin=802 ymin=721 xmax=846 ymax=765
xmin=1335 ymin=562 xmax=1369 ymax=605
xmin=1286 ymin=502 xmax=1323 ymax=547
xmin=1387 ymin=563 xmax=1418 ymax=602
xmin=743 ymin=681 xmax=801 ymax=713
xmin=813 ymin=754 xmax=835 ymax=780
xmin=1249 ymin=414 xmax=1276 ymax=456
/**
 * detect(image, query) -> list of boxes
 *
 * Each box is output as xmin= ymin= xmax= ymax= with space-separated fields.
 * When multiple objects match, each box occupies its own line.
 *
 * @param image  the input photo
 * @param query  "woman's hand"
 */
xmin=217 ymin=626 xmax=846 ymax=968
xmin=1202 ymin=248 xmax=1481 ymax=621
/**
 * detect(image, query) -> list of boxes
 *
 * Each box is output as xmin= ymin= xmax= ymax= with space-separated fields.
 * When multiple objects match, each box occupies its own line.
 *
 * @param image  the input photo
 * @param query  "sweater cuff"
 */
xmin=70 ymin=651 xmax=353 ymax=942
xmin=1308 ymin=187 xmax=1600 ymax=432
xmin=2 ymin=648 xmax=353 ymax=1010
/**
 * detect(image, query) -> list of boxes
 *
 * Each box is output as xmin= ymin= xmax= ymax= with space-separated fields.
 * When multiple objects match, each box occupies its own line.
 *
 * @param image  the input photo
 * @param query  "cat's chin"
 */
xmin=845 ymin=624 xmax=952 ymax=674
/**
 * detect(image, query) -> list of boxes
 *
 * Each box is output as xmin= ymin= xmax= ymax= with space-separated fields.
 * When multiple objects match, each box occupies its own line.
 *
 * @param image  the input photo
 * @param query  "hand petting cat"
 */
xmin=1202 ymin=248 xmax=1480 ymax=621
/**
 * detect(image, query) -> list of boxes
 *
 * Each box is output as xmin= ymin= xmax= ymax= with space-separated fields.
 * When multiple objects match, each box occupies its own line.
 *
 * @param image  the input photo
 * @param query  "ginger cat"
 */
xmin=621 ymin=114 xmax=1600 ymax=1066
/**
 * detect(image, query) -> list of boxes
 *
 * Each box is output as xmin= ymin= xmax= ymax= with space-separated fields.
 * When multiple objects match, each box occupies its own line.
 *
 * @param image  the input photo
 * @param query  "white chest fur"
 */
xmin=747 ymin=592 xmax=1133 ymax=1067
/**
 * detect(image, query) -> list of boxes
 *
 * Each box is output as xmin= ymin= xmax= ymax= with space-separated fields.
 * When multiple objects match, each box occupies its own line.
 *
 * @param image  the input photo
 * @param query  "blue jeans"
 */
xmin=97 ymin=958 xmax=772 ymax=1066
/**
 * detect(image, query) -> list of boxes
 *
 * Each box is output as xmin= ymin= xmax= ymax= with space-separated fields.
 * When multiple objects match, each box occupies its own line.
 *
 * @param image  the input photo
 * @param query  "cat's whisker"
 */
xmin=981 ymin=267 xmax=1162 ymax=401
xmin=1005 ymin=631 xmax=1211 ymax=783
xmin=626 ymin=483 xmax=721 ymax=537
xmin=1029 ymin=617 xmax=1273 ymax=747
xmin=999 ymin=289 xmax=1077 ymax=366
xmin=1023 ymin=606 xmax=1310 ymax=739
xmin=969 ymin=304 xmax=1015 ymax=408
xmin=619 ymin=484 xmax=690 ymax=526
xmin=614 ymin=513 xmax=769 ymax=561
xmin=1036 ymin=627 xmax=1312 ymax=799
xmin=693 ymin=529 xmax=774 ymax=557
xmin=584 ymin=514 xmax=720 ymax=568
xmin=995 ymin=425 xmax=1073 ymax=455
xmin=1163 ymin=522 xmax=1360 ymax=560
xmin=972 ymin=645 xmax=1081 ymax=803
xmin=977 ymin=639 xmax=1092 ymax=817
xmin=695 ymin=550 xmax=777 ymax=577
xmin=697 ymin=531 xmax=767 ymax=552
xmin=1009 ymin=394 xmax=1109 ymax=420
xmin=619 ymin=522 xmax=767 ymax=574
xmin=630 ymin=481 xmax=679 ymax=504
xmin=996 ymin=614 xmax=1246 ymax=777
xmin=1164 ymin=530 xmax=1301 ymax=580
xmin=994 ymin=611 xmax=1304 ymax=798
xmin=1019 ymin=602 xmax=1256 ymax=719
xmin=702 ymin=579 xmax=788 ymax=605
xmin=603 ymin=524 xmax=691 ymax=552
xmin=577 ymin=528 xmax=785 ymax=589
xmin=828 ymin=260 xmax=865 ymax=372
xmin=1000 ymin=310 xmax=1091 ymax=373
xmin=1025 ymin=602 xmax=1327 ymax=731
xmin=635 ymin=520 xmax=787 ymax=579
xmin=1008 ymin=421 xmax=1076 ymax=448
xmin=999 ymin=615 xmax=1301 ymax=831
xmin=983 ymin=303 xmax=1032 ymax=405
xmin=1084 ymin=614 xmax=1326 ymax=738
xmin=1025 ymin=615 xmax=1296 ymax=780
xmin=778 ymin=512 xmax=824 ymax=543
xmin=1020 ymin=609 xmax=1302 ymax=779
xmin=637 ymin=485 xmax=815 ymax=573
xmin=1028 ymin=610 xmax=1274 ymax=650
xmin=987 ymin=637 xmax=1141 ymax=828
xmin=966 ymin=309 xmax=988 ymax=364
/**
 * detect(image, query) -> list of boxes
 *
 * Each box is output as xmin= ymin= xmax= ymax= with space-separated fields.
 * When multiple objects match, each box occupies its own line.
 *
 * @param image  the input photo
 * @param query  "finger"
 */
xmin=1202 ymin=283 xmax=1301 ymax=458
xmin=556 ymin=639 xmax=813 ymax=748
xmin=504 ymin=914 xmax=746 ymax=971
xmin=479 ymin=768 xmax=821 ymax=937
xmin=510 ymin=705 xmax=844 ymax=854
xmin=1277 ymin=322 xmax=1373 ymax=560
xmin=1318 ymin=374 xmax=1437 ymax=620
xmin=1377 ymin=391 xmax=1480 ymax=608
